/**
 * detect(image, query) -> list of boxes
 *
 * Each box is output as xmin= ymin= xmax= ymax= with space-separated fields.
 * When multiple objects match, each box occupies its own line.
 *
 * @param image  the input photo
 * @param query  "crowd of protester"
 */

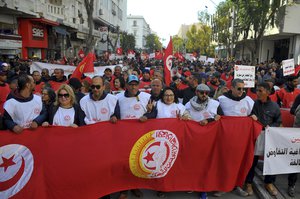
xmin=0 ymin=55 xmax=300 ymax=199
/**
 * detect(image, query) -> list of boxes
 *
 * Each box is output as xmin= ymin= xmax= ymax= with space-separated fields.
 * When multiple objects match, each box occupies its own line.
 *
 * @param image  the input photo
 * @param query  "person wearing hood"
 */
xmin=216 ymin=78 xmax=257 ymax=197
xmin=185 ymin=84 xmax=223 ymax=126
xmin=3 ymin=74 xmax=47 ymax=133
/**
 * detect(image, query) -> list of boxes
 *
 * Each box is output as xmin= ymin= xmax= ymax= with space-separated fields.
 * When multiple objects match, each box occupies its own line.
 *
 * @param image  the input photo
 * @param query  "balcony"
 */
xmin=47 ymin=4 xmax=64 ymax=18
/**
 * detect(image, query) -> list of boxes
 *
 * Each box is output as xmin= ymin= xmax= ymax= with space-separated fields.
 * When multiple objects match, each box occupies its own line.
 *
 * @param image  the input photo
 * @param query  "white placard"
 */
xmin=206 ymin=57 xmax=215 ymax=64
xmin=185 ymin=53 xmax=196 ymax=61
xmin=264 ymin=127 xmax=300 ymax=175
xmin=282 ymin=58 xmax=295 ymax=76
xmin=199 ymin=55 xmax=207 ymax=62
xmin=234 ymin=65 xmax=256 ymax=88
xmin=149 ymin=53 xmax=155 ymax=59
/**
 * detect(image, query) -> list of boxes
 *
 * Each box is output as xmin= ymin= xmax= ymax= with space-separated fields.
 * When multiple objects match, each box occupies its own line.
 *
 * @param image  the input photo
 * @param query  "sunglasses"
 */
xmin=58 ymin=93 xmax=70 ymax=98
xmin=91 ymin=85 xmax=101 ymax=89
xmin=236 ymin=87 xmax=245 ymax=91
xmin=199 ymin=91 xmax=209 ymax=95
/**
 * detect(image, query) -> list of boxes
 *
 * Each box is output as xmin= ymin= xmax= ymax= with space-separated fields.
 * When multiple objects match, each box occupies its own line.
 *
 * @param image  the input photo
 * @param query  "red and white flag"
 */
xmin=127 ymin=49 xmax=135 ymax=59
xmin=71 ymin=52 xmax=95 ymax=79
xmin=164 ymin=37 xmax=173 ymax=86
xmin=155 ymin=51 xmax=163 ymax=60
xmin=116 ymin=36 xmax=123 ymax=55
xmin=0 ymin=117 xmax=261 ymax=199
xmin=174 ymin=52 xmax=185 ymax=62
xmin=78 ymin=49 xmax=85 ymax=59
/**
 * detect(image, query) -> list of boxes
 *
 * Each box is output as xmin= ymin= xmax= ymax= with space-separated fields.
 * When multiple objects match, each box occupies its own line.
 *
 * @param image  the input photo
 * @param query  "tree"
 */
xmin=186 ymin=24 xmax=215 ymax=57
xmin=107 ymin=26 xmax=121 ymax=52
xmin=213 ymin=0 xmax=232 ymax=58
xmin=172 ymin=35 xmax=184 ymax=52
xmin=232 ymin=0 xmax=282 ymax=64
xmin=84 ymin=0 xmax=95 ymax=54
xmin=120 ymin=32 xmax=136 ymax=52
xmin=144 ymin=34 xmax=162 ymax=52
xmin=198 ymin=10 xmax=210 ymax=25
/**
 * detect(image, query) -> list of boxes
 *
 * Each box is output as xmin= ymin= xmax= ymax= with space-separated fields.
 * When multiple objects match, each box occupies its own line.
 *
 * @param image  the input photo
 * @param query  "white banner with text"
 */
xmin=263 ymin=127 xmax=300 ymax=175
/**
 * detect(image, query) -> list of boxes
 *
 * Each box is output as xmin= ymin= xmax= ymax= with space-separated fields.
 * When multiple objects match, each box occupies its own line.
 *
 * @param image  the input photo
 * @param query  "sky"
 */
xmin=127 ymin=0 xmax=224 ymax=46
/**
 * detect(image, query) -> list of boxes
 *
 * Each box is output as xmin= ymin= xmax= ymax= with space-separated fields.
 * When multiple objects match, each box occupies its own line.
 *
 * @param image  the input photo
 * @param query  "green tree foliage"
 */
xmin=213 ymin=0 xmax=232 ymax=57
xmin=233 ymin=0 xmax=281 ymax=63
xmin=186 ymin=24 xmax=215 ymax=57
xmin=172 ymin=35 xmax=184 ymax=52
xmin=144 ymin=34 xmax=162 ymax=52
xmin=120 ymin=32 xmax=136 ymax=52
xmin=198 ymin=10 xmax=210 ymax=24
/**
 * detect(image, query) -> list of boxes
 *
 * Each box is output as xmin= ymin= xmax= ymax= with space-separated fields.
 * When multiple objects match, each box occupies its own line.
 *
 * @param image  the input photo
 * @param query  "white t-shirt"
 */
xmin=80 ymin=94 xmax=118 ymax=124
xmin=53 ymin=107 xmax=75 ymax=127
xmin=117 ymin=92 xmax=151 ymax=119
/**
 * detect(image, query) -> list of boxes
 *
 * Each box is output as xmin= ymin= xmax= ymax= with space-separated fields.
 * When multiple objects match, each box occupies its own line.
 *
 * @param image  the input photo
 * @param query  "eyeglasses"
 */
xmin=164 ymin=94 xmax=174 ymax=97
xmin=91 ymin=85 xmax=101 ymax=89
xmin=199 ymin=91 xmax=209 ymax=95
xmin=236 ymin=87 xmax=245 ymax=91
xmin=58 ymin=93 xmax=70 ymax=98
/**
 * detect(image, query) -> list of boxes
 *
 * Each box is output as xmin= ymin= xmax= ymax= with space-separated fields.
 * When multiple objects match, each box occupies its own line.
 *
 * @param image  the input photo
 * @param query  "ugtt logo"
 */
xmin=129 ymin=130 xmax=179 ymax=178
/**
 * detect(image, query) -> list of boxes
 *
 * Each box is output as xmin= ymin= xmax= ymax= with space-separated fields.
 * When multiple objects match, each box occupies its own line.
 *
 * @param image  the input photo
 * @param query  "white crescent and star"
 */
xmin=0 ymin=144 xmax=34 ymax=199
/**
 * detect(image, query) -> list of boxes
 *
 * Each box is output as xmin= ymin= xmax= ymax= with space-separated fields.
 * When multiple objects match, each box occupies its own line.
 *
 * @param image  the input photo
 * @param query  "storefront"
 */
xmin=0 ymin=35 xmax=22 ymax=58
xmin=18 ymin=18 xmax=58 ymax=59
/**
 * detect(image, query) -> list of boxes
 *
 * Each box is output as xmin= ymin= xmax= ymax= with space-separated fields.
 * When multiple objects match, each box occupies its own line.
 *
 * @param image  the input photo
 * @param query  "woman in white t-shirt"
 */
xmin=42 ymin=84 xmax=85 ymax=127
xmin=140 ymin=87 xmax=190 ymax=121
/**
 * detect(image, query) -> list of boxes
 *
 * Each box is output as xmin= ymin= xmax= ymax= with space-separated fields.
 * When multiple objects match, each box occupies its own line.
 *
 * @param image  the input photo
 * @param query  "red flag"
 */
xmin=71 ymin=52 xmax=95 ymax=79
xmin=127 ymin=49 xmax=135 ymax=55
xmin=154 ymin=51 xmax=163 ymax=60
xmin=192 ymin=51 xmax=197 ymax=58
xmin=0 ymin=117 xmax=261 ymax=199
xmin=174 ymin=52 xmax=185 ymax=62
xmin=116 ymin=47 xmax=123 ymax=55
xmin=78 ymin=49 xmax=85 ymax=59
xmin=164 ymin=37 xmax=173 ymax=86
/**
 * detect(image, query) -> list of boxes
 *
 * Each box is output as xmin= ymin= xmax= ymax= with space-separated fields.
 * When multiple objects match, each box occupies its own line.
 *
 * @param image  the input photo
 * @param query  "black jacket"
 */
xmin=48 ymin=103 xmax=85 ymax=126
xmin=251 ymin=98 xmax=282 ymax=128
xmin=177 ymin=86 xmax=196 ymax=105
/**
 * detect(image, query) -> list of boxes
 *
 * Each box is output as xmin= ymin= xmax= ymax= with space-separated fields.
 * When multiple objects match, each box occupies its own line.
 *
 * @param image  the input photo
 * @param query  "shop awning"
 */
xmin=29 ymin=18 xmax=59 ymax=26
xmin=54 ymin=26 xmax=69 ymax=36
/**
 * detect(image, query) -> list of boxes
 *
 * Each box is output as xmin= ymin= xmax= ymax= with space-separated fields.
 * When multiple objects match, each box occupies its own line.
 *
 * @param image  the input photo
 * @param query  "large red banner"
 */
xmin=0 ymin=117 xmax=262 ymax=199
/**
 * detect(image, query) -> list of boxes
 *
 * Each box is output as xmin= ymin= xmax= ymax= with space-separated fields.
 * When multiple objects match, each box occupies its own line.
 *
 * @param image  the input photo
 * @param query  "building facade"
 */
xmin=0 ymin=0 xmax=127 ymax=60
xmin=213 ymin=0 xmax=300 ymax=64
xmin=126 ymin=15 xmax=151 ymax=50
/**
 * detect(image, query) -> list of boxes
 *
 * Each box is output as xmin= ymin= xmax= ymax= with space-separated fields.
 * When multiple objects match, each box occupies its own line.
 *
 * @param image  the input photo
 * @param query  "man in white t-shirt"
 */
xmin=217 ymin=78 xmax=257 ymax=197
xmin=80 ymin=76 xmax=119 ymax=124
xmin=117 ymin=75 xmax=151 ymax=199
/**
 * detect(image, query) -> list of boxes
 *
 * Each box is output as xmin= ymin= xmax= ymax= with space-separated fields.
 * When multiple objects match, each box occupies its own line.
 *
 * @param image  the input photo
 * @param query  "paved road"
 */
xmin=109 ymin=189 xmax=259 ymax=199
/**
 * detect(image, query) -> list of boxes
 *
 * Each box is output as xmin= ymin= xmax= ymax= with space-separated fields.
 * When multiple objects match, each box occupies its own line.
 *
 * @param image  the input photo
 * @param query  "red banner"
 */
xmin=0 ymin=117 xmax=262 ymax=199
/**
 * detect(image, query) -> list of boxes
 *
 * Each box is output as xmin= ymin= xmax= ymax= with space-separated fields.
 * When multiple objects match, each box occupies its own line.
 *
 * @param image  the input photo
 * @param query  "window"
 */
xmin=118 ymin=7 xmax=122 ymax=20
xmin=133 ymin=20 xmax=137 ymax=26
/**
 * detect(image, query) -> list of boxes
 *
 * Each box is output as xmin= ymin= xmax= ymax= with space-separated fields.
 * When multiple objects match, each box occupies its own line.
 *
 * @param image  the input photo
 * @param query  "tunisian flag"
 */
xmin=70 ymin=52 xmax=95 ymax=79
xmin=155 ymin=50 xmax=163 ymax=60
xmin=78 ymin=49 xmax=85 ymax=59
xmin=174 ymin=52 xmax=185 ymax=62
xmin=163 ymin=37 xmax=173 ymax=86
xmin=0 ymin=117 xmax=261 ymax=199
